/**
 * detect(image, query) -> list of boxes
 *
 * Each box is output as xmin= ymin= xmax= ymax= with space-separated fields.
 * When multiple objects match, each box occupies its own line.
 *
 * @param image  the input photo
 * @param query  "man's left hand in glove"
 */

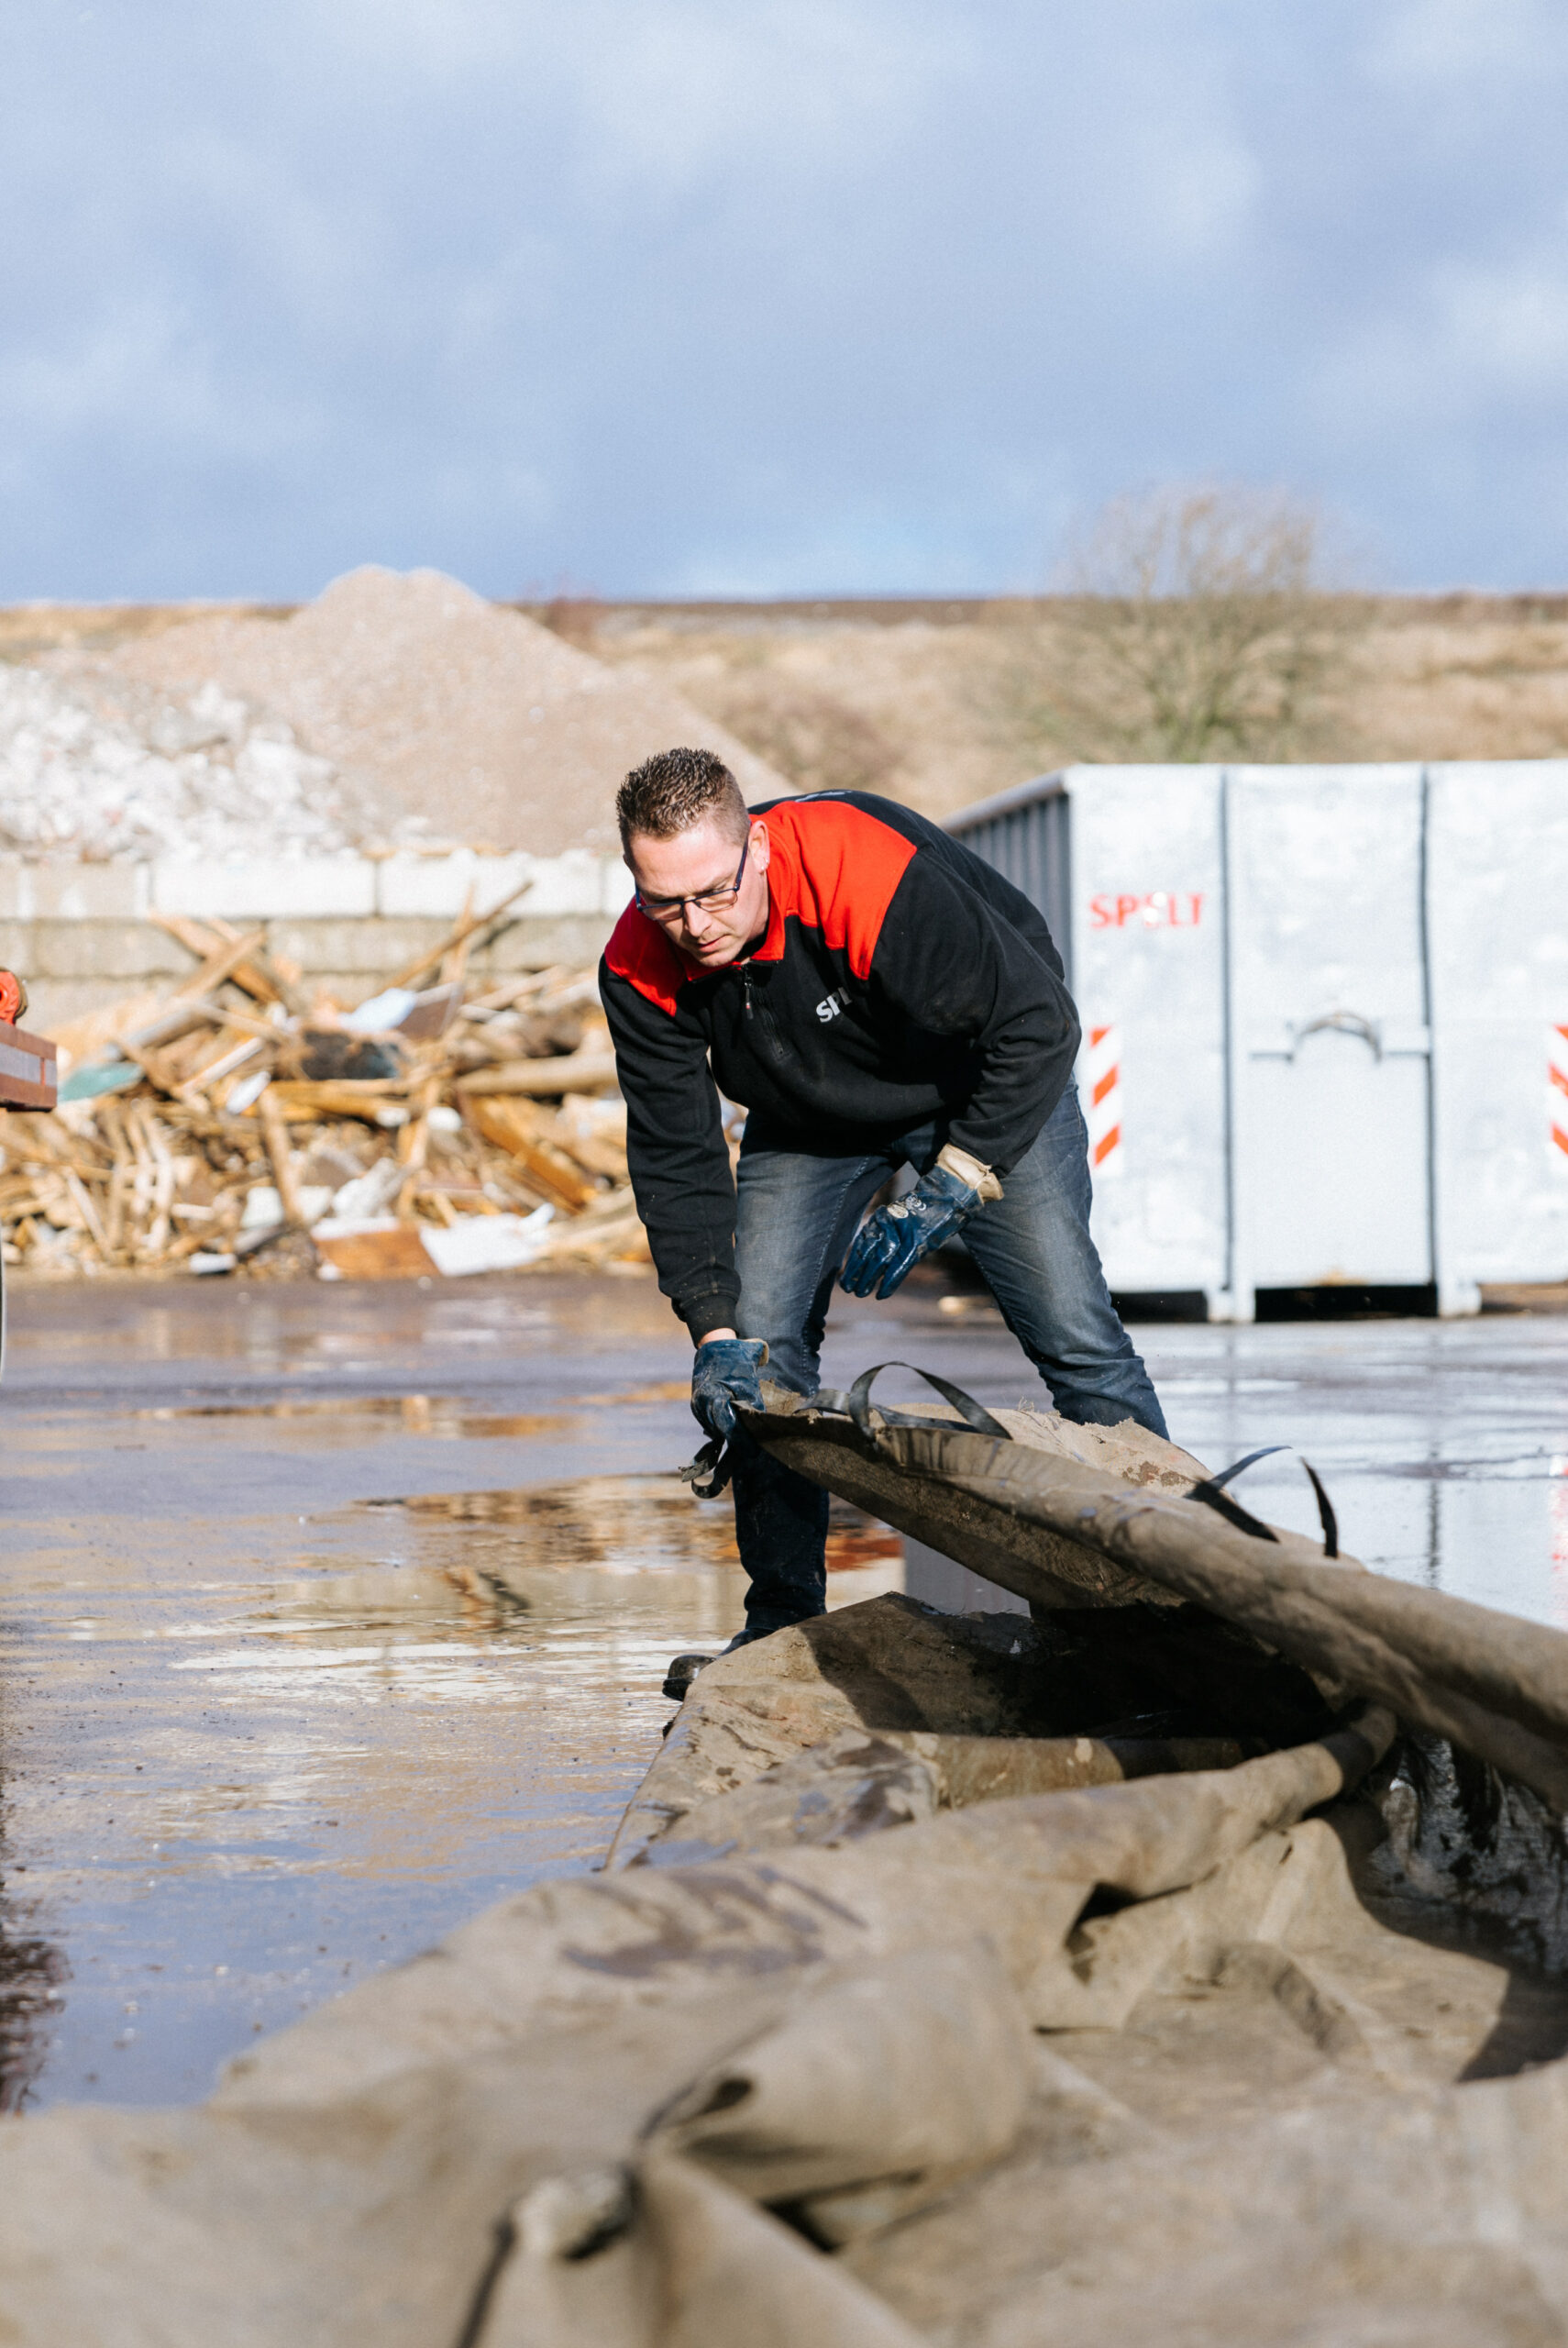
xmin=840 ymin=1144 xmax=1003 ymax=1300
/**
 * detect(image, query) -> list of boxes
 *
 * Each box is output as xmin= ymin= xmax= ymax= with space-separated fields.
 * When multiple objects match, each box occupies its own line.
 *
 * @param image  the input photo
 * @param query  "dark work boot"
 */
xmin=661 ymin=1621 xmax=787 ymax=1702
xmin=663 ymin=1443 xmax=828 ymax=1702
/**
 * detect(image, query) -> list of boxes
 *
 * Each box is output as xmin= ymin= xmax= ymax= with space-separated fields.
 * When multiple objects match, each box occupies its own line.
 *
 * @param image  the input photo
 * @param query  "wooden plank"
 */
xmin=456 ymin=1048 xmax=618 ymax=1099
xmin=314 ymin=1224 xmax=435 ymax=1279
xmin=262 ymin=1080 xmax=401 ymax=1123
xmin=463 ymin=1096 xmax=599 ymax=1210
xmin=387 ymin=877 xmax=536 ymax=991
xmin=116 ymin=1037 xmax=188 ymax=1099
xmin=174 ymin=1035 xmax=266 ymax=1103
xmin=259 ymin=1090 xmax=305 ymax=1224
xmin=150 ymin=914 xmax=304 ymax=1013
xmin=166 ymin=927 xmax=270 ymax=1002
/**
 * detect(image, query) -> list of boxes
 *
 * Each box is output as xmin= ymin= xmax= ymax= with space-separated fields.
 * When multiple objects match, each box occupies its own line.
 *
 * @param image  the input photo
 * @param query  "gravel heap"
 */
xmin=0 ymin=666 xmax=386 ymax=863
xmin=80 ymin=566 xmax=788 ymax=856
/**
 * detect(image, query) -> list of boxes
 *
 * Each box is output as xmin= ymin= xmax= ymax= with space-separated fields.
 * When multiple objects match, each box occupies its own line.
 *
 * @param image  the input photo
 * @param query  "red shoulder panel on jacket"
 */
xmin=758 ymin=799 xmax=917 ymax=980
xmin=604 ymin=902 xmax=688 ymax=1015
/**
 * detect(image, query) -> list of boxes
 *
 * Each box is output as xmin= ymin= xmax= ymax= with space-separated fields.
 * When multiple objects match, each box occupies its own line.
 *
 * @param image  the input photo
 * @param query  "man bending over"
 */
xmin=600 ymin=747 xmax=1166 ymax=1677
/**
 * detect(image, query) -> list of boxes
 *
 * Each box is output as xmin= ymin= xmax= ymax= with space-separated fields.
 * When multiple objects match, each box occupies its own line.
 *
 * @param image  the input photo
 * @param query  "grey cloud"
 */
xmin=0 ymin=0 xmax=1563 ymax=597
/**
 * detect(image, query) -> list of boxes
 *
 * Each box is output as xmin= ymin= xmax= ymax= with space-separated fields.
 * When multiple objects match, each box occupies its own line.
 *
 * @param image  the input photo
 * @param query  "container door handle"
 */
xmin=1290 ymin=1011 xmax=1381 ymax=1061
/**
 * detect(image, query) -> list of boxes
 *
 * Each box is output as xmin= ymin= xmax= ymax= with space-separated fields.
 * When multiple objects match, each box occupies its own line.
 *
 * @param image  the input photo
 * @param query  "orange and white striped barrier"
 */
xmin=1085 ymin=1022 xmax=1122 ymax=1179
xmin=1551 ymin=1024 xmax=1568 ymax=1161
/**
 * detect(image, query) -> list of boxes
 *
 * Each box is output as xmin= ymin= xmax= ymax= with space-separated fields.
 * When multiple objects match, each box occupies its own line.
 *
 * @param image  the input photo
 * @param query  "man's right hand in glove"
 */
xmin=690 ymin=1335 xmax=768 ymax=1440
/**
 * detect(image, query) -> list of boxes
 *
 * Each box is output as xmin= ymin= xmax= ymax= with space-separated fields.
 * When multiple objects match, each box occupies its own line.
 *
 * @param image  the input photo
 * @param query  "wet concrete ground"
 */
xmin=2 ymin=1269 xmax=1565 ymax=2113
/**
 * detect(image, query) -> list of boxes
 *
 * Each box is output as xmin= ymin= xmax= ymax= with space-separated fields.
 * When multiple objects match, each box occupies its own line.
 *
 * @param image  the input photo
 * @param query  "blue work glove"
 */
xmin=690 ymin=1337 xmax=768 ymax=1440
xmin=840 ymin=1163 xmax=980 ymax=1300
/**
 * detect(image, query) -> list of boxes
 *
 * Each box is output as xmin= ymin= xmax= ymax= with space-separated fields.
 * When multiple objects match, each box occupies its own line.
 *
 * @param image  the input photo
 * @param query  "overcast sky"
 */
xmin=2 ymin=0 xmax=1566 ymax=600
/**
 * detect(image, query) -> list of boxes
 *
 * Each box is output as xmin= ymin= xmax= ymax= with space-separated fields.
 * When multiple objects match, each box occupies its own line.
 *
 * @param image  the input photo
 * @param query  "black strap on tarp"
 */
xmin=1187 ymin=1445 xmax=1340 ymax=1556
xmin=680 ymin=1360 xmax=1010 ymax=1499
xmin=844 ymin=1361 xmax=1012 ymax=1444
xmin=679 ymin=1436 xmax=734 ymax=1500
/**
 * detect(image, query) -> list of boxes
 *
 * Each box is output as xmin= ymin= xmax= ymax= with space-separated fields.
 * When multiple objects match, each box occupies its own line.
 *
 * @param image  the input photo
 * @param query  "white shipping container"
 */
xmin=948 ymin=762 xmax=1568 ymax=1319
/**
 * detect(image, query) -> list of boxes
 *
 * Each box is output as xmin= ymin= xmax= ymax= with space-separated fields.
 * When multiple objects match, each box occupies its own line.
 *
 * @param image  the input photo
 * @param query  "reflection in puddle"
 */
xmin=376 ymin=1475 xmax=900 ymax=1576
xmin=381 ymin=1473 xmax=745 ymax=1566
xmin=138 ymin=1395 xmax=578 ymax=1441
xmin=1 ymin=1678 xmax=67 ymax=2108
xmin=1143 ymin=1323 xmax=1568 ymax=1627
xmin=0 ymin=1900 xmax=66 ymax=2113
xmin=824 ymin=1504 xmax=912 ymax=1572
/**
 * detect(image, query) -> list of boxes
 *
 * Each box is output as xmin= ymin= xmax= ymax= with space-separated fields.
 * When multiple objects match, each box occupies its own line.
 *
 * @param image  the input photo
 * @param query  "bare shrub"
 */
xmin=1009 ymin=482 xmax=1357 ymax=765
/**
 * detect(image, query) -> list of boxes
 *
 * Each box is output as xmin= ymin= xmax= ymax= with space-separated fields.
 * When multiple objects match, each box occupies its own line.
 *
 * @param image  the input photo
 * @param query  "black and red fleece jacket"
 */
xmin=599 ymin=791 xmax=1080 ymax=1338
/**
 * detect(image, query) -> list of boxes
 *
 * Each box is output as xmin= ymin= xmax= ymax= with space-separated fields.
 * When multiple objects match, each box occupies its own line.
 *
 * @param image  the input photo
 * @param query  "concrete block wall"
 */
xmin=0 ymin=851 xmax=635 ymax=1034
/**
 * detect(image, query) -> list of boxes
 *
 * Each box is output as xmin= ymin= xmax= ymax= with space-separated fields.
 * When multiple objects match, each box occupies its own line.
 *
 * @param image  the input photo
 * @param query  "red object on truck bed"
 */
xmin=0 ymin=971 xmax=57 ymax=1110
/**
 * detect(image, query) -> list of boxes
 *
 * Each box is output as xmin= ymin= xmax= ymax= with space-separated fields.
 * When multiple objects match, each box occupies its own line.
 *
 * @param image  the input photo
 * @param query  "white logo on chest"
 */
xmin=815 ymin=989 xmax=851 ymax=1024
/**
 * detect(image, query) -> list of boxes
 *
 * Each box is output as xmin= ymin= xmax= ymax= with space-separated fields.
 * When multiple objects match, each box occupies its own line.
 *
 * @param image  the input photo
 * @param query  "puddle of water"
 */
xmin=138 ymin=1395 xmax=579 ymax=1441
xmin=568 ymin=1380 xmax=693 ymax=1405
xmin=1159 ymin=1378 xmax=1300 ymax=1395
xmin=1141 ymin=1322 xmax=1568 ymax=1627
xmin=0 ymin=1471 xmax=899 ymax=2113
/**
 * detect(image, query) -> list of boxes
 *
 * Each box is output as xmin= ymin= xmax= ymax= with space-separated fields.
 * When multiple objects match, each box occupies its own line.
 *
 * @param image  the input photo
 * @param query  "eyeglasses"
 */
xmin=634 ymin=834 xmax=751 ymax=920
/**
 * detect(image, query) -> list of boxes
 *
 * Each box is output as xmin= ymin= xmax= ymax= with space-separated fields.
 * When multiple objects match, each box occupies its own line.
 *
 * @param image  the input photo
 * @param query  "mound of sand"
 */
xmin=88 ymin=566 xmax=790 ymax=855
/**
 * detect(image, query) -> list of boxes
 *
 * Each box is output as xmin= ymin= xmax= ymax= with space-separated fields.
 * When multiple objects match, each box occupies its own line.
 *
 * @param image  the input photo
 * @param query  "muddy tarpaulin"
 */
xmin=9 ymin=1401 xmax=1568 ymax=2348
xmin=745 ymin=1388 xmax=1568 ymax=1810
xmin=0 ymin=1674 xmax=1396 ymax=2347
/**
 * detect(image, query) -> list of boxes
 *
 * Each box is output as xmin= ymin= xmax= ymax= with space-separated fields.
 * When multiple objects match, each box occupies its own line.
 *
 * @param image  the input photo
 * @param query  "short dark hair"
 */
xmin=617 ymin=747 xmax=748 ymax=850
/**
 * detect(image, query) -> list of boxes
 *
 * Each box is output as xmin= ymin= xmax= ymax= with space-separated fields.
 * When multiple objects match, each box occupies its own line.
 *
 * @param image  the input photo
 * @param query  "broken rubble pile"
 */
xmin=0 ymin=664 xmax=403 ymax=864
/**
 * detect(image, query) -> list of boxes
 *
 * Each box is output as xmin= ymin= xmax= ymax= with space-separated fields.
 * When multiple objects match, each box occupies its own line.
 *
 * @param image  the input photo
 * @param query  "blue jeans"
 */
xmin=728 ymin=1090 xmax=1166 ymax=1633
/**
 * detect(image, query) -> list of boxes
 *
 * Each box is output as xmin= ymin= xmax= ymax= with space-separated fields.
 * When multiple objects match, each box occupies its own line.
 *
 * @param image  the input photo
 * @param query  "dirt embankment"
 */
xmin=564 ymin=592 xmax=1568 ymax=823
xmin=6 ymin=585 xmax=1568 ymax=837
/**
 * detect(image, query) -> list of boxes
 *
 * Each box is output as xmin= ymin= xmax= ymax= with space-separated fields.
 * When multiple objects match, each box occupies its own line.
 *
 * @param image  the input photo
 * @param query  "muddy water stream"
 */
xmin=3 ymin=1272 xmax=1566 ymax=2111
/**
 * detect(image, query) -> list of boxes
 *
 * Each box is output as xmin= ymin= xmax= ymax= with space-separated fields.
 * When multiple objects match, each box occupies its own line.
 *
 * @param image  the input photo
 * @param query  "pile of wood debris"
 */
xmin=0 ymin=892 xmax=654 ymax=1283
